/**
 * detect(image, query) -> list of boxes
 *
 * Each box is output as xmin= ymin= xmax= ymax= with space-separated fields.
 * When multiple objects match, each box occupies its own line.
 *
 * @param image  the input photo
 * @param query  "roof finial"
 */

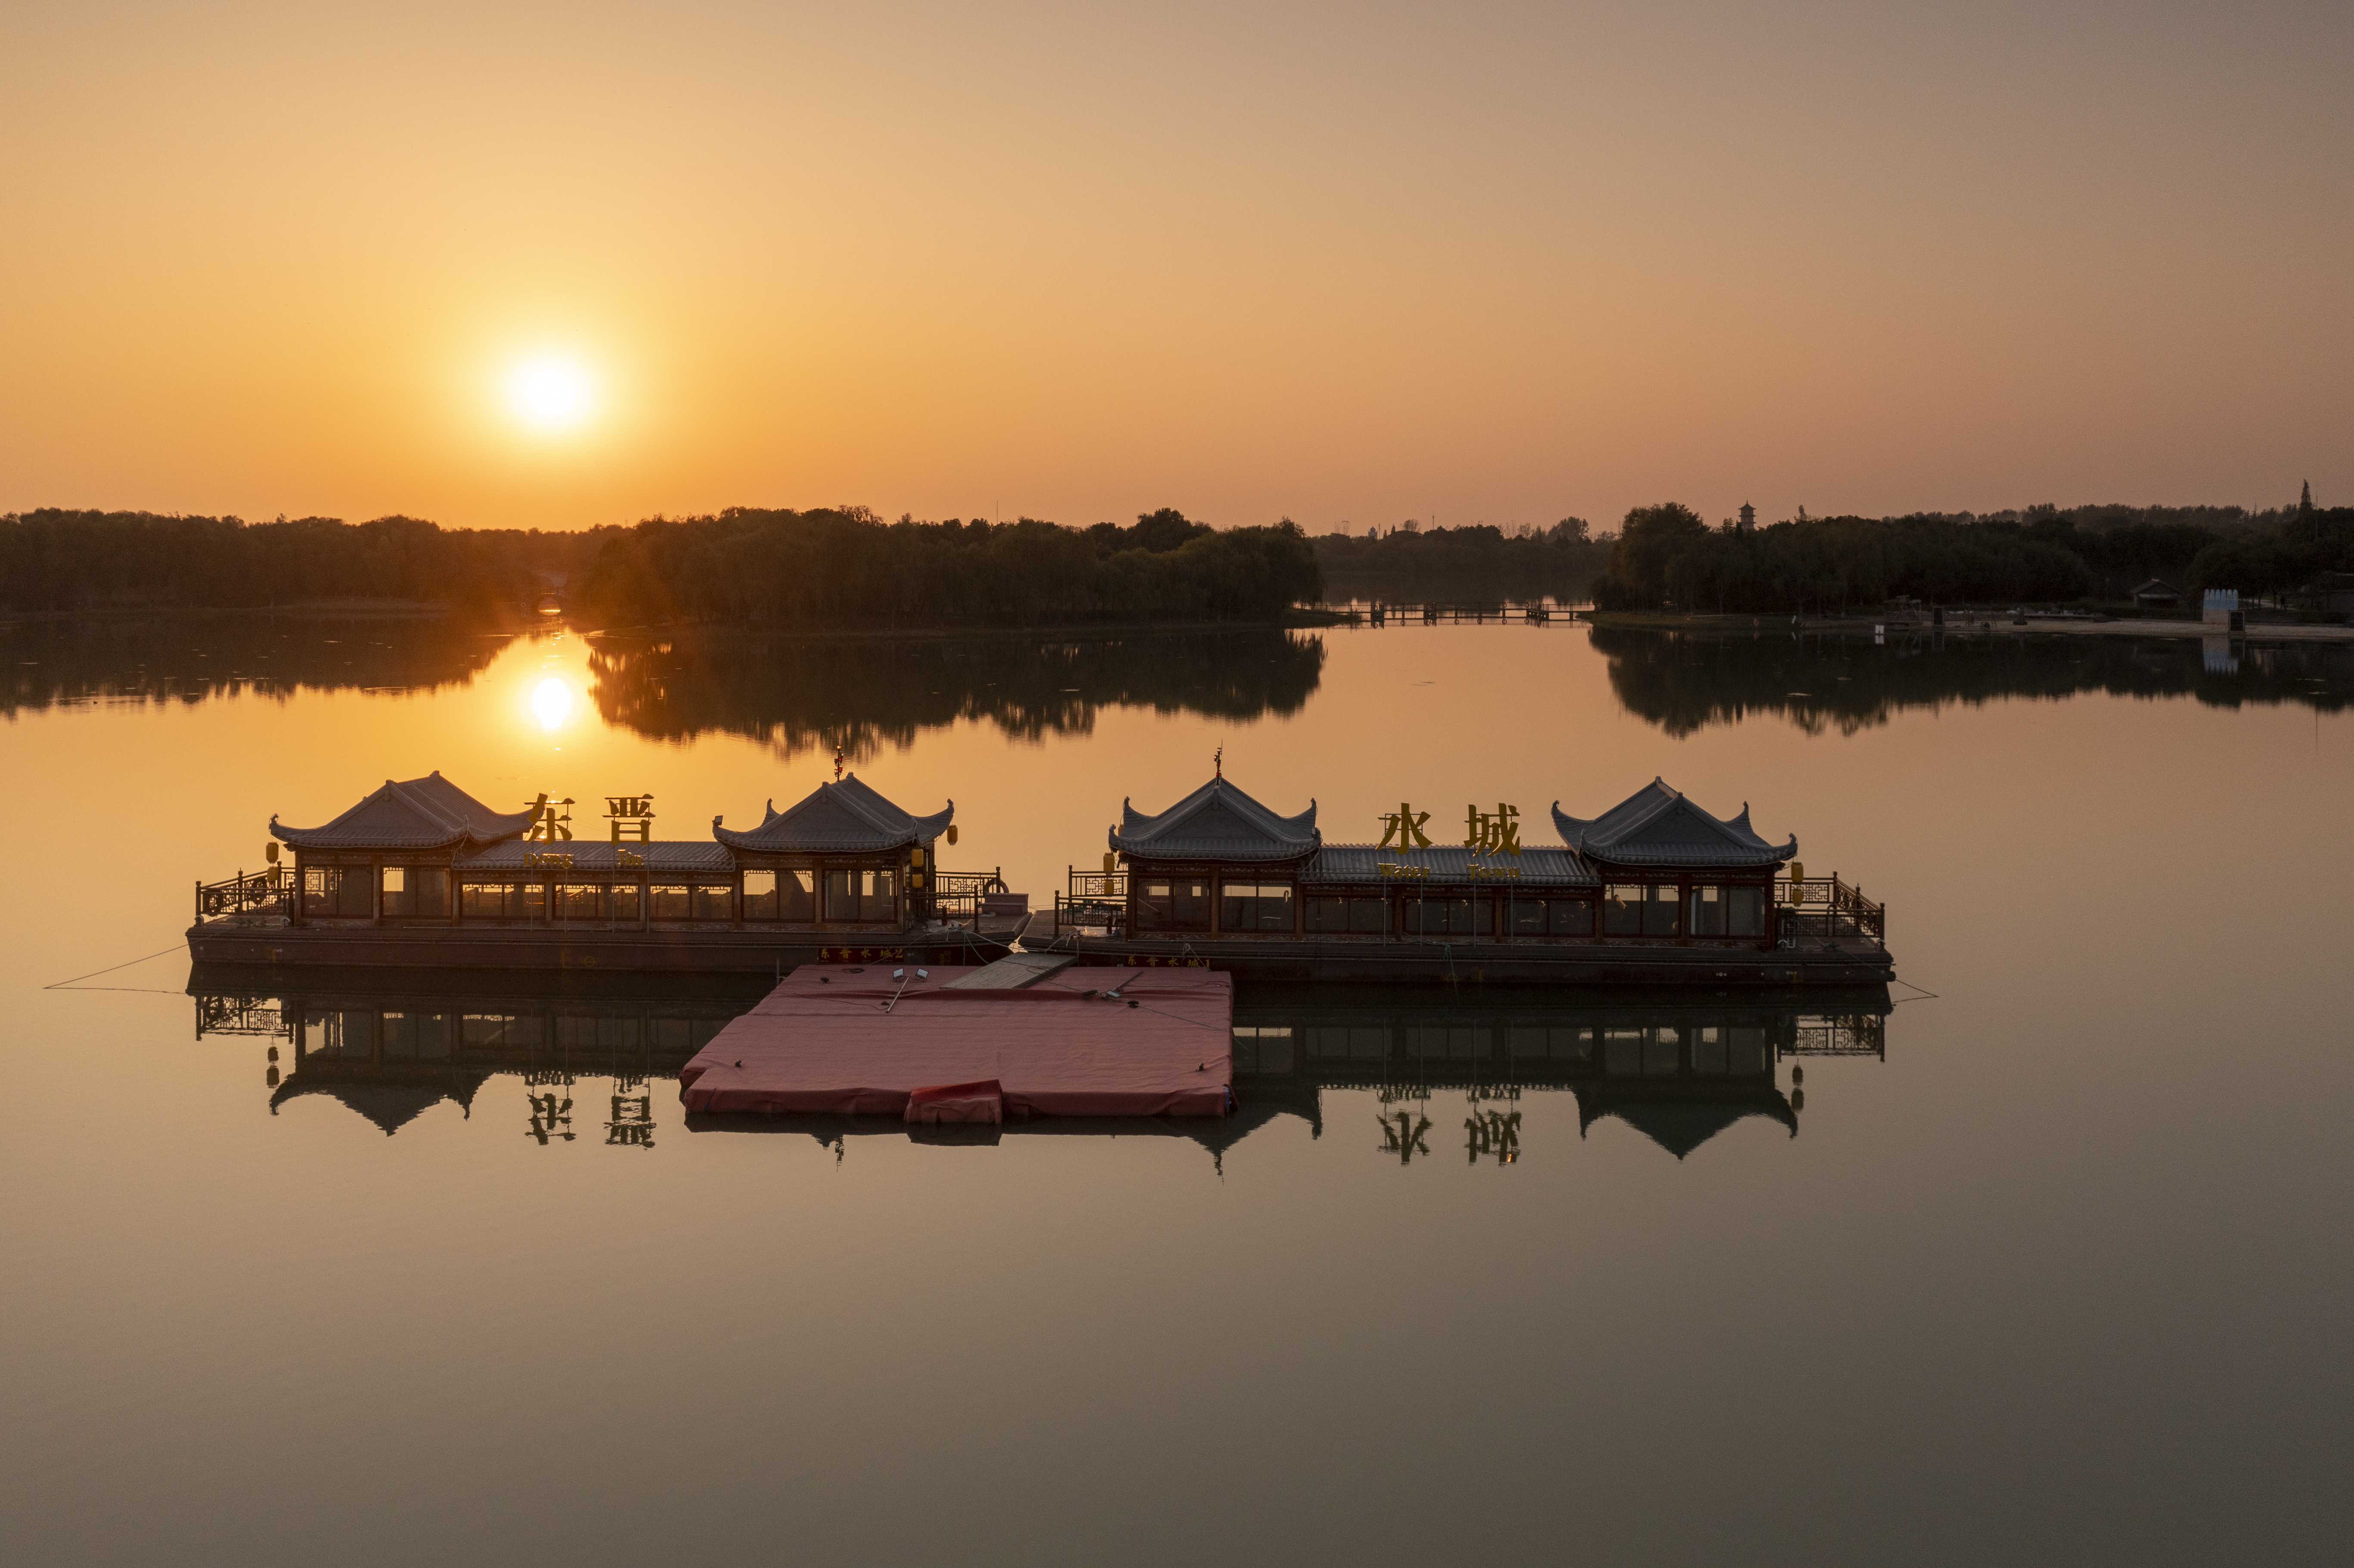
xmin=1214 ymin=745 xmax=1223 ymax=779
xmin=832 ymin=741 xmax=845 ymax=782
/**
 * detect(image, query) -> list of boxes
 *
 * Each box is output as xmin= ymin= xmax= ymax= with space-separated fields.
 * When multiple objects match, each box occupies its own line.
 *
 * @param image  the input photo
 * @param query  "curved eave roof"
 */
xmin=271 ymin=773 xmax=539 ymax=851
xmin=1552 ymin=778 xmax=1795 ymax=869
xmin=1111 ymin=776 xmax=1320 ymax=862
xmin=713 ymin=773 xmax=953 ymax=853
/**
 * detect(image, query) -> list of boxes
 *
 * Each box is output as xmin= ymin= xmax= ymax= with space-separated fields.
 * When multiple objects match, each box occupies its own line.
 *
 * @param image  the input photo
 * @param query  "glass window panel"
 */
xmin=1351 ymin=897 xmax=1387 ymax=934
xmin=1305 ymin=896 xmax=1351 ymax=933
xmin=1510 ymin=898 xmax=1547 ymax=935
xmin=1548 ymin=899 xmax=1592 ymax=936
xmin=610 ymin=883 xmax=641 ymax=924
xmin=336 ymin=868 xmax=374 ymax=918
xmin=517 ymin=882 xmax=545 ymax=921
xmin=1604 ymin=884 xmax=1643 ymax=935
xmin=558 ymin=883 xmax=603 ymax=920
xmin=413 ymin=867 xmax=447 ymax=919
xmin=1691 ymin=884 xmax=1726 ymax=936
xmin=1728 ymin=886 xmax=1767 ymax=937
xmin=459 ymin=882 xmax=503 ymax=918
xmin=1642 ymin=884 xmax=1681 ymax=936
xmin=380 ymin=866 xmax=409 ymax=918
xmin=692 ymin=883 xmax=732 ymax=921
xmin=859 ymin=869 xmax=898 ymax=922
xmin=650 ymin=884 xmax=690 ymax=921
xmin=825 ymin=869 xmax=857 ymax=920
xmin=742 ymin=870 xmax=779 ymax=921
xmin=783 ymin=869 xmax=816 ymax=920
xmin=1137 ymin=879 xmax=1211 ymax=931
xmin=302 ymin=866 xmax=343 ymax=917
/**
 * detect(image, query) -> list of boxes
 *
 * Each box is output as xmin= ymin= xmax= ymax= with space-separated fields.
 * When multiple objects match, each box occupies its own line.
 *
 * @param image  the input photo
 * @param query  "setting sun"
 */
xmin=503 ymin=355 xmax=597 ymax=435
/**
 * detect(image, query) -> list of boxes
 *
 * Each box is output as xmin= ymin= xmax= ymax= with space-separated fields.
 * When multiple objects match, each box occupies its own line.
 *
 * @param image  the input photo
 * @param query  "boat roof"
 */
xmin=712 ymin=773 xmax=953 ymax=853
xmin=454 ymin=840 xmax=733 ymax=873
xmin=271 ymin=773 xmax=539 ymax=851
xmin=1551 ymin=778 xmax=1795 ymax=868
xmin=1112 ymin=776 xmax=1319 ymax=862
xmin=1304 ymin=844 xmax=1597 ymax=887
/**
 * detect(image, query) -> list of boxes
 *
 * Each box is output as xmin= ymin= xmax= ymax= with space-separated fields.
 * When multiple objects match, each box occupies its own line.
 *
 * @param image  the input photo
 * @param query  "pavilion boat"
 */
xmin=1029 ymin=773 xmax=1891 ymax=986
xmin=189 ymin=772 xmax=1024 ymax=973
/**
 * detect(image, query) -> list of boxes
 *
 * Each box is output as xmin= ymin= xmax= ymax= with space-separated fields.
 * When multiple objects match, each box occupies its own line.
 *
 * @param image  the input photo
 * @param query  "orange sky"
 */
xmin=2 ymin=1 xmax=2347 ymax=533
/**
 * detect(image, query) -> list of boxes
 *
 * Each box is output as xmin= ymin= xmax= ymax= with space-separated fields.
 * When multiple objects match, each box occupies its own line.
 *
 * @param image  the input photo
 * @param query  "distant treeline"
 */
xmin=0 ymin=510 xmax=598 ymax=614
xmin=576 ymin=508 xmax=1320 ymax=628
xmin=1 ymin=505 xmax=1321 ymax=628
xmin=1591 ymin=498 xmax=2354 ymax=614
xmin=1313 ymin=520 xmax=1610 ymax=604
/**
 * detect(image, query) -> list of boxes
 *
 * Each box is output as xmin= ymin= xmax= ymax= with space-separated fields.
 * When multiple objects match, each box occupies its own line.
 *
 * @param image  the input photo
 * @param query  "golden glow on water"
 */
xmin=528 ymin=674 xmax=576 ymax=731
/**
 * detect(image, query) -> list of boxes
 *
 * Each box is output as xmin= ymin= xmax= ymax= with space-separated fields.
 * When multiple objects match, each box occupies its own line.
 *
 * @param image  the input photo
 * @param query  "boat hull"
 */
xmin=187 ymin=919 xmax=1008 ymax=975
xmin=1020 ymin=931 xmax=1893 ymax=987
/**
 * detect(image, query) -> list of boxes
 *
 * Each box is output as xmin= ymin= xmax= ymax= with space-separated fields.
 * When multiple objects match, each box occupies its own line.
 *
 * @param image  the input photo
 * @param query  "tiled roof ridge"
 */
xmin=1112 ymin=776 xmax=1320 ymax=854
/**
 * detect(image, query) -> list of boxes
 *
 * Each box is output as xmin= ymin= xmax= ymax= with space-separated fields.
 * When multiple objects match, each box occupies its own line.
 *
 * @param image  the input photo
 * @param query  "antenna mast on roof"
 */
xmin=1214 ymin=745 xmax=1223 ymax=779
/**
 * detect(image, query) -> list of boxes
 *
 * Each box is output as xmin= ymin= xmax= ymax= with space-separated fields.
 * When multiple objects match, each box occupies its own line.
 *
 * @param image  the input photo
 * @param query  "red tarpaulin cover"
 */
xmin=679 ymin=964 xmax=1233 ymax=1118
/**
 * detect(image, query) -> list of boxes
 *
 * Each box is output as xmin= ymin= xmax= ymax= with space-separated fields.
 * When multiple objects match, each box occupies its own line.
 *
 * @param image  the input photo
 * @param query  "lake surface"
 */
xmin=3 ymin=616 xmax=2349 ymax=1565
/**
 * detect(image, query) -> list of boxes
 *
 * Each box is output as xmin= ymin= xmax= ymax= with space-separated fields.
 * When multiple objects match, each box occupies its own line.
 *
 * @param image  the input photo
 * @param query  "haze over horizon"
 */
xmin=4 ymin=0 xmax=2347 ymax=535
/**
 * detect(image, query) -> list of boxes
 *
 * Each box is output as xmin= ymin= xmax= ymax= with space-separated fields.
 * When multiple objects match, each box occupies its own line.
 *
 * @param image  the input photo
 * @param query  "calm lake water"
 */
xmin=3 ymin=616 xmax=2350 ymax=1565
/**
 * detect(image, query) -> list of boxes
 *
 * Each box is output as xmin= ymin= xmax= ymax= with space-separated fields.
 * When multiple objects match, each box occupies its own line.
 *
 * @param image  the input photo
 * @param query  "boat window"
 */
xmin=1136 ymin=879 xmax=1211 ymax=931
xmin=1220 ymin=883 xmax=1294 ymax=933
xmin=1642 ymin=884 xmax=1681 ymax=937
xmin=649 ymin=884 xmax=691 ymax=921
xmin=1401 ymin=897 xmax=1490 ymax=936
xmin=1508 ymin=897 xmax=1547 ymax=935
xmin=691 ymin=883 xmax=733 ymax=921
xmin=1305 ymin=895 xmax=1386 ymax=934
xmin=1548 ymin=899 xmax=1592 ymax=936
xmin=859 ymin=869 xmax=897 ymax=921
xmin=1727 ymin=886 xmax=1767 ymax=937
xmin=783 ymin=869 xmax=816 ymax=920
xmin=558 ymin=883 xmax=604 ymax=920
xmin=610 ymin=883 xmax=641 ymax=924
xmin=308 ymin=866 xmax=358 ymax=918
xmin=515 ymin=882 xmax=545 ymax=921
xmin=380 ymin=866 xmax=408 ymax=918
xmin=1690 ymin=884 xmax=1726 ymax=936
xmin=1693 ymin=1025 xmax=1728 ymax=1074
xmin=742 ymin=870 xmax=779 ymax=921
xmin=459 ymin=881 xmax=507 ymax=918
xmin=1604 ymin=884 xmax=1644 ymax=935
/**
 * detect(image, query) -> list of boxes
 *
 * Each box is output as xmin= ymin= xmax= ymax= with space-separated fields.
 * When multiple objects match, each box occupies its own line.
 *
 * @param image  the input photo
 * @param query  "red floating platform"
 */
xmin=678 ymin=963 xmax=1233 ymax=1118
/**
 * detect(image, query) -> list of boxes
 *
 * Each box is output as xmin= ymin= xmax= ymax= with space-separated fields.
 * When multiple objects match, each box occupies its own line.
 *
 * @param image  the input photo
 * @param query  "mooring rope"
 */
xmin=43 ymin=941 xmax=188 ymax=991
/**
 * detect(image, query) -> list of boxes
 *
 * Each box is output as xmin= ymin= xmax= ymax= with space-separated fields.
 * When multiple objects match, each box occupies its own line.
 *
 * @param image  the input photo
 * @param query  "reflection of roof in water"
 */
xmin=1574 ymin=1081 xmax=1797 ymax=1159
xmin=270 ymin=1070 xmax=493 ymax=1136
xmin=685 ymin=1087 xmax=1321 ymax=1166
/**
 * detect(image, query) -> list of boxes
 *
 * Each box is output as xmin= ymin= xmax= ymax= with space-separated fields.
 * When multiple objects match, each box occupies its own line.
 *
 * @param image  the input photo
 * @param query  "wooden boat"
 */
xmin=188 ymin=772 xmax=1024 ymax=973
xmin=1027 ymin=772 xmax=1892 ymax=986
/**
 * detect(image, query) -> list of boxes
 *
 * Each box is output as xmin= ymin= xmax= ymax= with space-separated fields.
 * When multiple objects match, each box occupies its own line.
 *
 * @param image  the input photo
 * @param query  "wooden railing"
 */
xmin=1784 ymin=1013 xmax=1887 ymax=1058
xmin=196 ymin=867 xmax=290 ymax=921
xmin=1776 ymin=875 xmax=1886 ymax=947
xmin=930 ymin=868 xmax=1010 ymax=924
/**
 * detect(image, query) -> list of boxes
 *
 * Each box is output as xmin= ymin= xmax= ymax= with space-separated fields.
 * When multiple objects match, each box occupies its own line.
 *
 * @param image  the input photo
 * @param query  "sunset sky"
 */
xmin=3 ymin=0 xmax=2347 ymax=534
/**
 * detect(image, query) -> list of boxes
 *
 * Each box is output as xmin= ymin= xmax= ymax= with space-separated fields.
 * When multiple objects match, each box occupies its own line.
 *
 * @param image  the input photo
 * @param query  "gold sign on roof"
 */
xmin=1378 ymin=802 xmax=1432 ymax=851
xmin=606 ymin=795 xmax=655 ymax=843
xmin=1465 ymin=803 xmax=1522 ymax=856
xmin=523 ymin=793 xmax=574 ymax=841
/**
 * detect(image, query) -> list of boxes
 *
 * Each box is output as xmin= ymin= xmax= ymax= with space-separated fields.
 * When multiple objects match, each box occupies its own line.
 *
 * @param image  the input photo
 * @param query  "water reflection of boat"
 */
xmin=199 ymin=966 xmax=1887 ymax=1164
xmin=1233 ymin=984 xmax=1888 ymax=1161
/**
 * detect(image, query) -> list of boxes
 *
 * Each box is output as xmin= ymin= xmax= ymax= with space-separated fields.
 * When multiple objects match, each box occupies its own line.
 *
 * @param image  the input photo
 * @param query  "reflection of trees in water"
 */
xmin=1594 ymin=626 xmax=2354 ymax=738
xmin=0 ymin=613 xmax=514 ymax=717
xmin=586 ymin=628 xmax=1326 ymax=760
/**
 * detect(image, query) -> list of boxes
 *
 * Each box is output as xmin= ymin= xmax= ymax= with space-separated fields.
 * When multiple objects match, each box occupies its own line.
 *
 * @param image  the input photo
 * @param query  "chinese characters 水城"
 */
xmin=1378 ymin=802 xmax=1432 ymax=851
xmin=1464 ymin=802 xmax=1521 ymax=856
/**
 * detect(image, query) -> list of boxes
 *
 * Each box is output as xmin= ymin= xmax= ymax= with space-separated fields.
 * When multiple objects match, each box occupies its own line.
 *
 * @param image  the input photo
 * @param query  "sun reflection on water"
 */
xmin=529 ymin=675 xmax=575 ymax=731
